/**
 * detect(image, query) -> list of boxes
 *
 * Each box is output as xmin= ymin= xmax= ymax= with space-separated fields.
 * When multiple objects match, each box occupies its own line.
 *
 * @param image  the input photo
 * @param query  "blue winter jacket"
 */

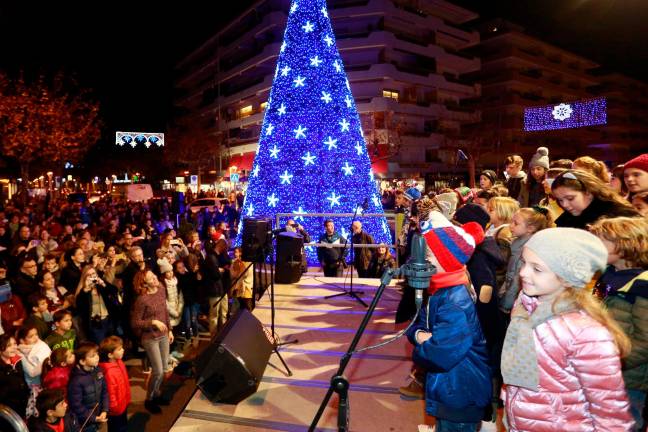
xmin=67 ymin=365 xmax=109 ymax=427
xmin=406 ymin=283 xmax=492 ymax=423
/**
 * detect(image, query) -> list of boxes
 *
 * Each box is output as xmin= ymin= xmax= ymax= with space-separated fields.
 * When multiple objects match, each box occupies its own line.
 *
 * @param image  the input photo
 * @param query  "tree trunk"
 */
xmin=17 ymin=161 xmax=30 ymax=209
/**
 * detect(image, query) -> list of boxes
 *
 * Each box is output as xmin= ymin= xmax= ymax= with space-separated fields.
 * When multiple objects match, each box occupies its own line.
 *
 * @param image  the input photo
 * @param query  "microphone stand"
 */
xmin=325 ymin=201 xmax=367 ymax=307
xmin=309 ymin=234 xmax=435 ymax=432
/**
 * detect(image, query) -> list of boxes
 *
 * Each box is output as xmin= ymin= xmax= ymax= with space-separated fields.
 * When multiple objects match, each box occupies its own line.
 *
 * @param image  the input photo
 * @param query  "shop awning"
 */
xmin=228 ymin=152 xmax=256 ymax=172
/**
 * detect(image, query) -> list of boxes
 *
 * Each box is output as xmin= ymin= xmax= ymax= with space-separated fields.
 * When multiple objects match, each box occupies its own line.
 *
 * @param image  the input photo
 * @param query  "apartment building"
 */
xmin=173 ymin=0 xmax=482 ymax=185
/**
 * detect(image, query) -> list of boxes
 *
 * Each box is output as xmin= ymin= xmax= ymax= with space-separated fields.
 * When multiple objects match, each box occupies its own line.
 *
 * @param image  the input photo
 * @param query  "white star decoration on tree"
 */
xmin=372 ymin=195 xmax=381 ymax=207
xmin=280 ymin=170 xmax=294 ymax=184
xmin=281 ymin=42 xmax=287 ymax=53
xmin=333 ymin=61 xmax=341 ymax=72
xmin=341 ymin=162 xmax=355 ymax=176
xmin=345 ymin=95 xmax=353 ymax=108
xmin=302 ymin=21 xmax=314 ymax=33
xmin=340 ymin=227 xmax=349 ymax=239
xmin=382 ymin=220 xmax=389 ymax=234
xmin=310 ymin=56 xmax=323 ymax=67
xmin=281 ymin=65 xmax=291 ymax=76
xmin=277 ymin=103 xmax=286 ymax=116
xmin=354 ymin=142 xmax=364 ymax=155
xmin=252 ymin=165 xmax=260 ymax=177
xmin=292 ymin=206 xmax=306 ymax=221
xmin=301 ymin=152 xmax=316 ymax=166
xmin=267 ymin=193 xmax=279 ymax=207
xmin=290 ymin=2 xmax=298 ymax=13
xmin=269 ymin=145 xmax=280 ymax=158
xmin=321 ymin=91 xmax=332 ymax=103
xmin=327 ymin=192 xmax=341 ymax=207
xmin=321 ymin=6 xmax=328 ymax=17
xmin=324 ymin=35 xmax=333 ymax=47
xmin=324 ymin=136 xmax=338 ymax=150
xmin=339 ymin=119 xmax=350 ymax=132
xmin=294 ymin=125 xmax=307 ymax=139
xmin=294 ymin=76 xmax=306 ymax=87
xmin=265 ymin=124 xmax=274 ymax=136
xmin=246 ymin=204 xmax=255 ymax=216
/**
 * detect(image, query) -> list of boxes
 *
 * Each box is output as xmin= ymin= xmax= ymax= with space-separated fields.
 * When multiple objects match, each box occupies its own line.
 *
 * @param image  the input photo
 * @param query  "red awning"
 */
xmin=228 ymin=152 xmax=256 ymax=172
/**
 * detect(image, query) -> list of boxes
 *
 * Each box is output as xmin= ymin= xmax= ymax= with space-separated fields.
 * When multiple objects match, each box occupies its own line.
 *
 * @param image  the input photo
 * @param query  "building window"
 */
xmin=238 ymin=105 xmax=253 ymax=118
xmin=260 ymin=102 xmax=268 ymax=111
xmin=382 ymin=90 xmax=399 ymax=101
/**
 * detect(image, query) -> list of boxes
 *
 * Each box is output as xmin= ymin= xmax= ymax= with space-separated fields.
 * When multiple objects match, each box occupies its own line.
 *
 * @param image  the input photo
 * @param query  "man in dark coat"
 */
xmin=317 ymin=220 xmax=345 ymax=277
xmin=351 ymin=221 xmax=374 ymax=278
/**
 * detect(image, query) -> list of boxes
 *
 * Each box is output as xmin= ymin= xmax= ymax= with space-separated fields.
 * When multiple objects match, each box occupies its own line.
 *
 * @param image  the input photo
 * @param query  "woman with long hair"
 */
xmin=74 ymin=265 xmax=120 ymax=344
xmin=130 ymin=269 xmax=172 ymax=414
xmin=551 ymin=169 xmax=638 ymax=229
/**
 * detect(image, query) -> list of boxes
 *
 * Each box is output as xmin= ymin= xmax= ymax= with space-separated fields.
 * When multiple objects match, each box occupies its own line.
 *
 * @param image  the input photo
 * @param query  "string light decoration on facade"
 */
xmin=115 ymin=132 xmax=165 ymax=148
xmin=524 ymin=97 xmax=607 ymax=131
xmin=235 ymin=0 xmax=391 ymax=262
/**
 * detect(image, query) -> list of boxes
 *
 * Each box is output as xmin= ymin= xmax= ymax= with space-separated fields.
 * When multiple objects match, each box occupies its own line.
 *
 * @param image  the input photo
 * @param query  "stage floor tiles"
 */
xmin=171 ymin=276 xmax=500 ymax=432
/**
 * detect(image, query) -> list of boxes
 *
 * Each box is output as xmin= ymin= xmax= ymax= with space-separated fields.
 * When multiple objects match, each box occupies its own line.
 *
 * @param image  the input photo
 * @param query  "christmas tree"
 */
xmin=237 ymin=0 xmax=391 ymax=263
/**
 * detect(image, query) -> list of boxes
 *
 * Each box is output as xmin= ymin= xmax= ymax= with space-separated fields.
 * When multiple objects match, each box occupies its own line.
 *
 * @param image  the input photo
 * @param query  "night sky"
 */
xmin=0 ymin=0 xmax=646 ymax=151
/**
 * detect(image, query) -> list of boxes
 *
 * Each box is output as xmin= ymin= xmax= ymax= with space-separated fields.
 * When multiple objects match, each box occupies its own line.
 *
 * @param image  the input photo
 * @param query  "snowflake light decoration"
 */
xmin=552 ymin=103 xmax=573 ymax=121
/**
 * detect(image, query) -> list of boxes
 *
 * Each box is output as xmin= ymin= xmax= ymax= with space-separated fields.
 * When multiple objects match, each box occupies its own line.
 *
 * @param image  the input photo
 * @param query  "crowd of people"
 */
xmin=0 ymin=149 xmax=646 ymax=431
xmin=393 ymin=150 xmax=648 ymax=432
xmin=0 ymin=190 xmax=253 ymax=430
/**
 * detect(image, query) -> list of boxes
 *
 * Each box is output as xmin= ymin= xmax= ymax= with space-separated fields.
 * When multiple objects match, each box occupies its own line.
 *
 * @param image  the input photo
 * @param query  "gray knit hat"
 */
xmin=524 ymin=228 xmax=607 ymax=288
xmin=529 ymin=147 xmax=550 ymax=169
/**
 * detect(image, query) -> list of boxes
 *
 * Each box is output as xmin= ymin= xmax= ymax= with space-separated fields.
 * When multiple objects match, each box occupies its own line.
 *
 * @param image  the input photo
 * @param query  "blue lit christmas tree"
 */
xmin=237 ymin=0 xmax=391 ymax=263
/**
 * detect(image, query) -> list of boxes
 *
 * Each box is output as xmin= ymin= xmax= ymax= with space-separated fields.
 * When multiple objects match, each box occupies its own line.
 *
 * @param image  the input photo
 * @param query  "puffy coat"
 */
xmin=43 ymin=365 xmax=72 ymax=393
xmin=67 ymin=365 xmax=109 ymax=425
xmin=99 ymin=360 xmax=131 ymax=416
xmin=406 ymin=284 xmax=491 ymax=423
xmin=503 ymin=309 xmax=634 ymax=431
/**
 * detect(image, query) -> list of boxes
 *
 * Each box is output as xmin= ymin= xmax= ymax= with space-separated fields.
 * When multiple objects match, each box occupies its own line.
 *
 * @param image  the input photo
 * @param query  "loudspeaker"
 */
xmin=275 ymin=261 xmax=302 ymax=284
xmin=241 ymin=217 xmax=271 ymax=262
xmin=276 ymin=231 xmax=304 ymax=264
xmin=194 ymin=309 xmax=273 ymax=404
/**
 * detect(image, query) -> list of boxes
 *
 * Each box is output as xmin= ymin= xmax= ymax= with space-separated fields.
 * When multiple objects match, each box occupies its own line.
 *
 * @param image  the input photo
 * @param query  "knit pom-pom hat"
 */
xmin=529 ymin=147 xmax=550 ymax=169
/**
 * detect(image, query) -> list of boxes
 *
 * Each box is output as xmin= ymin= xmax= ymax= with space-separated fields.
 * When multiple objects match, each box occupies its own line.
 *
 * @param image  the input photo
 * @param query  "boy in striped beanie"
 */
xmin=404 ymin=196 xmax=492 ymax=430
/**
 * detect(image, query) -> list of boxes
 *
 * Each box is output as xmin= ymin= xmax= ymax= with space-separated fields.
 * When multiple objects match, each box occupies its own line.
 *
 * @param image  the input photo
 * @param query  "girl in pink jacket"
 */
xmin=501 ymin=228 xmax=634 ymax=431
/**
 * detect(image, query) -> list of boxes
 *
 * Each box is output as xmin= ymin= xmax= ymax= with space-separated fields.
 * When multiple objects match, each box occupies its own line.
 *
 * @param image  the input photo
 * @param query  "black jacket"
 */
xmin=0 ymin=358 xmax=30 ymax=418
xmin=59 ymin=262 xmax=83 ymax=293
xmin=67 ymin=365 xmax=109 ymax=426
xmin=75 ymin=282 xmax=121 ymax=335
xmin=555 ymin=198 xmax=639 ymax=229
xmin=9 ymin=271 xmax=39 ymax=305
xmin=29 ymin=412 xmax=80 ymax=432
xmin=202 ymin=252 xmax=225 ymax=297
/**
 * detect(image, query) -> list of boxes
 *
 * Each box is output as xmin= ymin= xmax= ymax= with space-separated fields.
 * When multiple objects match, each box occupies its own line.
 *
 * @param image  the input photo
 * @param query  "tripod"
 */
xmin=265 ymin=232 xmax=298 ymax=376
xmin=325 ymin=201 xmax=368 ymax=308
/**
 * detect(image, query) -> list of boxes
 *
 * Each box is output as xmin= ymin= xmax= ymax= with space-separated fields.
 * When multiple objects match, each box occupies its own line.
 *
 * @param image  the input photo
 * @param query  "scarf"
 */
xmin=501 ymin=293 xmax=577 ymax=390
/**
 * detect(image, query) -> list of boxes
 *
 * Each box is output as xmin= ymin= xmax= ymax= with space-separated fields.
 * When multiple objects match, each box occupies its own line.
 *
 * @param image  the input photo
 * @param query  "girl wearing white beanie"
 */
xmin=519 ymin=147 xmax=549 ymax=207
xmin=501 ymin=228 xmax=634 ymax=431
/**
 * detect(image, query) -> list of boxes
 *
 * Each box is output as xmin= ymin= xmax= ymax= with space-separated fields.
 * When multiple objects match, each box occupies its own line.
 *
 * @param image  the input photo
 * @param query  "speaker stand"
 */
xmin=267 ymin=239 xmax=298 ymax=377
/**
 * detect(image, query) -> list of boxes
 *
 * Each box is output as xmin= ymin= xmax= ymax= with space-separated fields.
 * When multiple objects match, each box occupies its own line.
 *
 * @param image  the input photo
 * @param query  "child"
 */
xmin=45 ymin=309 xmax=77 ymax=352
xmin=68 ymin=342 xmax=109 ymax=431
xmin=230 ymin=246 xmax=253 ymax=311
xmin=501 ymin=228 xmax=634 ymax=431
xmin=17 ymin=324 xmax=52 ymax=418
xmin=29 ymin=388 xmax=80 ymax=432
xmin=39 ymin=270 xmax=71 ymax=313
xmin=632 ymin=192 xmax=648 ymax=217
xmin=624 ymin=153 xmax=648 ymax=197
xmin=0 ymin=333 xmax=30 ymax=419
xmin=405 ymin=197 xmax=491 ymax=431
xmin=498 ymin=207 xmax=554 ymax=314
xmin=160 ymin=260 xmax=184 ymax=359
xmin=175 ymin=259 xmax=200 ymax=339
xmin=99 ymin=336 xmax=131 ymax=432
xmin=42 ymin=347 xmax=75 ymax=393
xmin=24 ymin=293 xmax=53 ymax=340
xmin=590 ymin=216 xmax=648 ymax=429
xmin=486 ymin=196 xmax=519 ymax=288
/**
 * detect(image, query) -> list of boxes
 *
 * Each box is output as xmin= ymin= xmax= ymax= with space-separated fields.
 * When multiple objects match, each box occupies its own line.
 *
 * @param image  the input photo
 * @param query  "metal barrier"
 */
xmin=0 ymin=404 xmax=28 ymax=432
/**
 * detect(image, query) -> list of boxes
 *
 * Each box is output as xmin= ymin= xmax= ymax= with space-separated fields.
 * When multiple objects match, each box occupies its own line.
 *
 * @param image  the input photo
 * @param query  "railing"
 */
xmin=0 ymin=405 xmax=28 ymax=432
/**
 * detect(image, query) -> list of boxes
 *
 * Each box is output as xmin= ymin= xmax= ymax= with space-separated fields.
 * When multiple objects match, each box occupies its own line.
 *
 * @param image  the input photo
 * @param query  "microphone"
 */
xmin=399 ymin=233 xmax=435 ymax=310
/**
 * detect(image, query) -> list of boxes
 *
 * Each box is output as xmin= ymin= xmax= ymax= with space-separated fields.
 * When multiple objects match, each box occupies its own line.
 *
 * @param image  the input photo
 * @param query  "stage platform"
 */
xmin=170 ymin=275 xmax=501 ymax=431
